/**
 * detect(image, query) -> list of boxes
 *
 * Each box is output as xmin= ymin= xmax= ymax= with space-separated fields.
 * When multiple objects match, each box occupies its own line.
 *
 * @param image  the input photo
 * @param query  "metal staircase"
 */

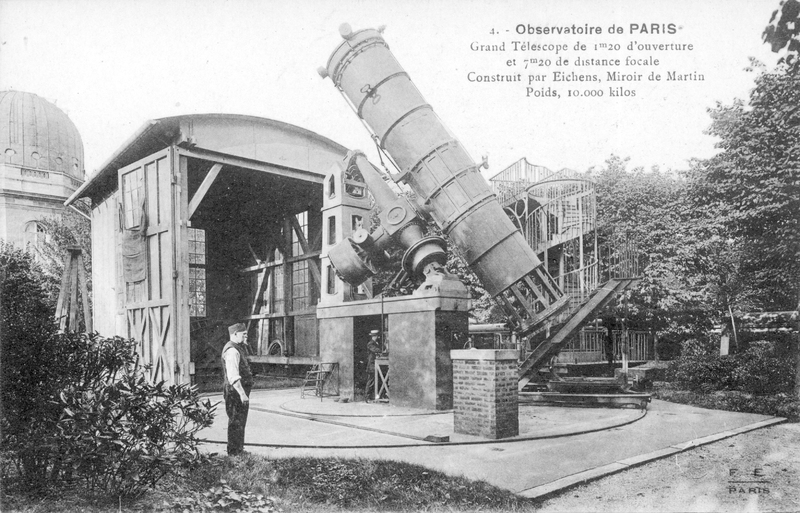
xmin=488 ymin=159 xmax=643 ymax=391
xmin=518 ymin=277 xmax=640 ymax=390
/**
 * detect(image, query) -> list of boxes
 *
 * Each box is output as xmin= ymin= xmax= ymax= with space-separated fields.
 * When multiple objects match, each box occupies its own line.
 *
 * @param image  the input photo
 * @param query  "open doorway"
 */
xmin=353 ymin=314 xmax=385 ymax=399
xmin=186 ymin=158 xmax=323 ymax=373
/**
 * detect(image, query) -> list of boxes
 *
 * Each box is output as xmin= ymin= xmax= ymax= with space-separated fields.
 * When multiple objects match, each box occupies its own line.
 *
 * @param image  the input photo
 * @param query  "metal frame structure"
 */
xmin=490 ymin=160 xmax=599 ymax=320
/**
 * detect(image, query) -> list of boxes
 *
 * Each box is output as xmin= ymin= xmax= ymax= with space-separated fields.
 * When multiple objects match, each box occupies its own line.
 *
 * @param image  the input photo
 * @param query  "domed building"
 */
xmin=0 ymin=90 xmax=85 ymax=247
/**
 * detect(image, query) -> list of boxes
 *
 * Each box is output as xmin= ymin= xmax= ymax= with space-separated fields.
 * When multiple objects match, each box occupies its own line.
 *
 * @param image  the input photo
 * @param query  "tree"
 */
xmin=690 ymin=65 xmax=800 ymax=311
xmin=590 ymin=156 xmax=711 ymax=345
xmin=33 ymin=203 xmax=92 ymax=306
xmin=763 ymin=0 xmax=800 ymax=71
xmin=0 ymin=243 xmax=61 ymax=488
xmin=591 ymin=155 xmax=685 ymax=267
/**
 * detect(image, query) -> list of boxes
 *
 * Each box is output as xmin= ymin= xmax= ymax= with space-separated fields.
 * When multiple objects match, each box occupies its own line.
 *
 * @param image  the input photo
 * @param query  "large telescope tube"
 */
xmin=320 ymin=24 xmax=568 ymax=334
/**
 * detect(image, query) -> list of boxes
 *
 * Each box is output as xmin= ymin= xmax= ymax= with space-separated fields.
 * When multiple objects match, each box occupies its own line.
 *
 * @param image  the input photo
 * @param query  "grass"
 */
xmin=2 ymin=453 xmax=540 ymax=512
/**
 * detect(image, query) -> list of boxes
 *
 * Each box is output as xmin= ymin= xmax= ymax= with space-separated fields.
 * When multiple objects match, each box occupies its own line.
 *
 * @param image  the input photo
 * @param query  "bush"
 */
xmin=732 ymin=340 xmax=795 ymax=395
xmin=1 ymin=244 xmax=216 ymax=497
xmin=655 ymin=335 xmax=682 ymax=360
xmin=54 ymin=334 xmax=215 ymax=498
xmin=0 ymin=243 xmax=60 ymax=489
xmin=665 ymin=353 xmax=738 ymax=393
xmin=4 ymin=330 xmax=217 ymax=498
xmin=665 ymin=339 xmax=796 ymax=395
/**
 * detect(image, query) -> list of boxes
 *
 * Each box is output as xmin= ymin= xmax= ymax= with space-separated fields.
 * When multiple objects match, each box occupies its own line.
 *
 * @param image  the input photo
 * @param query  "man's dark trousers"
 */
xmin=224 ymin=384 xmax=251 ymax=455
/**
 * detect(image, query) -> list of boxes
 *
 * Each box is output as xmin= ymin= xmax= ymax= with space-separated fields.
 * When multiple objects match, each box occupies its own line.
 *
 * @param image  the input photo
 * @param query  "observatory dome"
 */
xmin=0 ymin=90 xmax=84 ymax=179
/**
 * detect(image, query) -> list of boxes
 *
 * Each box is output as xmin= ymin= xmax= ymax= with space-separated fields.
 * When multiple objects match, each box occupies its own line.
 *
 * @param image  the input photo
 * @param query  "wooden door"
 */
xmin=118 ymin=148 xmax=179 ymax=383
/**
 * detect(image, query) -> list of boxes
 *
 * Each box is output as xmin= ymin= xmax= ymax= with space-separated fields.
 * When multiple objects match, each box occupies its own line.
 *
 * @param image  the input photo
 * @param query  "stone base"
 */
xmin=318 ymin=290 xmax=470 ymax=409
xmin=615 ymin=363 xmax=667 ymax=386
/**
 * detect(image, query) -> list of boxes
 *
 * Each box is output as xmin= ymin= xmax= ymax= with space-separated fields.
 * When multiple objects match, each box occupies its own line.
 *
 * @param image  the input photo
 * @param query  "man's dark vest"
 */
xmin=221 ymin=341 xmax=253 ymax=388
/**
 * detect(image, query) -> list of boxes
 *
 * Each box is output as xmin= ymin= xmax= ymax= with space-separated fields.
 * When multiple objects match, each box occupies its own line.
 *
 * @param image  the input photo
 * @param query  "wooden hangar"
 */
xmin=66 ymin=114 xmax=354 ymax=385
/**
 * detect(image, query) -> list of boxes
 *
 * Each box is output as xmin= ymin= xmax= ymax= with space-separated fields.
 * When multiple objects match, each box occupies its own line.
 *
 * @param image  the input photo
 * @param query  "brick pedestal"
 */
xmin=451 ymin=349 xmax=519 ymax=439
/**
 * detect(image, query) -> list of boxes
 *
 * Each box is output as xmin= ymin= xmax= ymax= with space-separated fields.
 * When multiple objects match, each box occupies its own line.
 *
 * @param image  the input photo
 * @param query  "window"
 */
xmin=23 ymin=221 xmax=47 ymax=249
xmin=188 ymin=228 xmax=206 ymax=265
xmin=292 ymin=260 xmax=311 ymax=310
xmin=121 ymin=167 xmax=145 ymax=229
xmin=328 ymin=175 xmax=336 ymax=198
xmin=189 ymin=268 xmax=206 ymax=317
xmin=328 ymin=215 xmax=337 ymax=245
xmin=326 ymin=264 xmax=337 ymax=295
xmin=271 ymin=264 xmax=284 ymax=314
xmin=188 ymin=228 xmax=207 ymax=317
xmin=291 ymin=211 xmax=308 ymax=256
xmin=351 ymin=215 xmax=363 ymax=232
xmin=344 ymin=163 xmax=366 ymax=198
xmin=289 ymin=210 xmax=317 ymax=310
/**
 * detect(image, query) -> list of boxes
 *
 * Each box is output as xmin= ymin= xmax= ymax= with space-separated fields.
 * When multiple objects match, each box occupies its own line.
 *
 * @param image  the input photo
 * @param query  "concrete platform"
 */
xmin=198 ymin=388 xmax=784 ymax=498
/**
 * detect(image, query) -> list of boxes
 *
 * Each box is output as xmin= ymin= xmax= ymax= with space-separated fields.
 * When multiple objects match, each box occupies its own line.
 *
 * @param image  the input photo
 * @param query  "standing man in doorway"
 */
xmin=222 ymin=322 xmax=253 ymax=456
xmin=365 ymin=329 xmax=382 ymax=402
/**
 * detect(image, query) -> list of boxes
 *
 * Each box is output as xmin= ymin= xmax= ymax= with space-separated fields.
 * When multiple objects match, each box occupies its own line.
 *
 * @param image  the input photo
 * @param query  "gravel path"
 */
xmin=537 ymin=422 xmax=800 ymax=512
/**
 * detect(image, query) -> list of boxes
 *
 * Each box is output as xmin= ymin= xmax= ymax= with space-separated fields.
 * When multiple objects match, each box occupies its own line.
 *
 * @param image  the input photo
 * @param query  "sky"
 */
xmin=0 ymin=0 xmax=783 ymax=181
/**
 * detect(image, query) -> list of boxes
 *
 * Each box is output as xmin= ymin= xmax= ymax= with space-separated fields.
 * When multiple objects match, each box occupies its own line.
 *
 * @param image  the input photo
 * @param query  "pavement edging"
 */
xmin=517 ymin=416 xmax=787 ymax=500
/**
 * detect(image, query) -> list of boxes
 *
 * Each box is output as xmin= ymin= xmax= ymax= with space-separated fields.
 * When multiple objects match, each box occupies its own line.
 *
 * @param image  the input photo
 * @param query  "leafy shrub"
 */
xmin=679 ymin=337 xmax=720 ymax=357
xmin=655 ymin=335 xmax=682 ymax=360
xmin=0 ymin=243 xmax=60 ymax=489
xmin=4 ymin=329 xmax=217 ymax=498
xmin=1 ymin=244 xmax=216 ymax=497
xmin=55 ymin=334 xmax=216 ymax=498
xmin=665 ymin=339 xmax=796 ymax=395
xmin=665 ymin=352 xmax=738 ymax=393
xmin=731 ymin=340 xmax=795 ymax=394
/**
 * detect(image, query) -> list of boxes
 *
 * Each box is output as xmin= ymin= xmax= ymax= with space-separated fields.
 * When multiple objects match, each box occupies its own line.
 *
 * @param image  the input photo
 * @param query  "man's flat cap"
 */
xmin=229 ymin=322 xmax=247 ymax=336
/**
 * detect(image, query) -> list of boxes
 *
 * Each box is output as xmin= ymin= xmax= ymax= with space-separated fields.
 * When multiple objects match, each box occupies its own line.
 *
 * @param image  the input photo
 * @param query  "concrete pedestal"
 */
xmin=317 ymin=289 xmax=469 ymax=409
xmin=451 ymin=349 xmax=519 ymax=439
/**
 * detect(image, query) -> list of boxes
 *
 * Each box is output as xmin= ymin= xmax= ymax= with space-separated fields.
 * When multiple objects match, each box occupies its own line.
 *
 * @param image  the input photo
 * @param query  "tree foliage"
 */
xmin=689 ymin=65 xmax=800 ymax=310
xmin=589 ymin=157 xmax=705 ymax=340
xmin=666 ymin=339 xmax=795 ymax=395
xmin=591 ymin=155 xmax=683 ymax=254
xmin=763 ymin=0 xmax=800 ymax=71
xmin=33 ymin=203 xmax=92 ymax=305
xmin=0 ymin=244 xmax=60 ymax=489
xmin=588 ymin=18 xmax=800 ymax=349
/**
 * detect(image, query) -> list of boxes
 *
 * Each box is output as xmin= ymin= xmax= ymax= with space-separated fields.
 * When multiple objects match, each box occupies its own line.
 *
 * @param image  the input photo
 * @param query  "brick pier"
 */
xmin=450 ymin=349 xmax=519 ymax=439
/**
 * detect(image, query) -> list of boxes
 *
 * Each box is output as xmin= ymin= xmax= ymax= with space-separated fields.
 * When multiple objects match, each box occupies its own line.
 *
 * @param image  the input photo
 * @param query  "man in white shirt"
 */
xmin=221 ymin=323 xmax=253 ymax=455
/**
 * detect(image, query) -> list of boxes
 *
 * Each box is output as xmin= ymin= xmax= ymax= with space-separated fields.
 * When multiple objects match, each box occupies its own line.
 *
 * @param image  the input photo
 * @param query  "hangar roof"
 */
xmin=66 ymin=113 xmax=349 ymax=205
